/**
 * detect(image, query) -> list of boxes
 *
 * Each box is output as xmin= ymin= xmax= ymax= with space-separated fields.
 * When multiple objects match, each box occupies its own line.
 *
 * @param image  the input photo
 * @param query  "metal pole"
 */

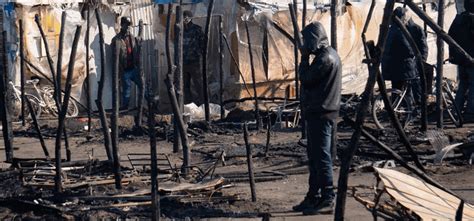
xmin=173 ymin=5 xmax=183 ymax=153
xmin=0 ymin=31 xmax=14 ymax=162
xmin=244 ymin=21 xmax=262 ymax=130
xmin=94 ymin=8 xmax=113 ymax=162
xmin=202 ymin=0 xmax=215 ymax=122
xmin=243 ymin=122 xmax=257 ymax=202
xmin=436 ymin=0 xmax=445 ymax=128
xmin=19 ymin=20 xmax=25 ymax=126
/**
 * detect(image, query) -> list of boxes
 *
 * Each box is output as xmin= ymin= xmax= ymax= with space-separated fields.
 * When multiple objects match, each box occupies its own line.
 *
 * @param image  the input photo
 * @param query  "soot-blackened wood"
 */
xmin=330 ymin=0 xmax=338 ymax=51
xmin=222 ymin=34 xmax=253 ymax=97
xmin=148 ymin=98 xmax=160 ymax=221
xmin=405 ymin=0 xmax=474 ymax=65
xmin=173 ymin=6 xmax=183 ymax=153
xmin=302 ymin=0 xmax=307 ymax=28
xmin=19 ymin=20 xmax=25 ymax=126
xmin=0 ymin=31 xmax=14 ymax=162
xmin=85 ymin=8 xmax=92 ymax=133
xmin=292 ymin=1 xmax=300 ymax=99
xmin=456 ymin=200 xmax=464 ymax=221
xmin=202 ymin=0 xmax=215 ymax=122
xmin=219 ymin=16 xmax=225 ymax=120
xmin=244 ymin=21 xmax=262 ymax=130
xmin=111 ymin=29 xmax=122 ymax=190
xmin=26 ymin=98 xmax=49 ymax=159
xmin=393 ymin=16 xmax=428 ymax=131
xmin=243 ymin=123 xmax=257 ymax=202
xmin=265 ymin=115 xmax=271 ymax=156
xmin=136 ymin=20 xmax=145 ymax=129
xmin=334 ymin=1 xmax=395 ymax=220
xmin=95 ymin=8 xmax=113 ymax=162
xmin=55 ymin=25 xmax=82 ymax=194
xmin=56 ymin=12 xmax=66 ymax=106
xmin=436 ymin=0 xmax=445 ymax=128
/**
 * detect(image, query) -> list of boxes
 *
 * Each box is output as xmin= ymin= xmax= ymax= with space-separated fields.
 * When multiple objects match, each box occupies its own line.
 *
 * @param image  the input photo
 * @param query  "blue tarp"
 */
xmin=154 ymin=0 xmax=203 ymax=4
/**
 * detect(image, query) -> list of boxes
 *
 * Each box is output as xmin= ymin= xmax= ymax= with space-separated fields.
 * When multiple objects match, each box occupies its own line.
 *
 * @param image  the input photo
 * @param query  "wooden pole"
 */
xmin=19 ymin=20 xmax=25 ymax=126
xmin=26 ymin=99 xmax=49 ymax=159
xmin=85 ymin=7 xmax=92 ymax=133
xmin=55 ymin=25 xmax=82 ymax=194
xmin=0 ymin=31 xmax=14 ymax=162
xmin=292 ymin=3 xmax=300 ymax=100
xmin=94 ymin=8 xmax=113 ymax=162
xmin=219 ymin=16 xmax=225 ymax=120
xmin=202 ymin=0 xmax=215 ymax=122
xmin=221 ymin=34 xmax=253 ymax=97
xmin=436 ymin=0 xmax=445 ymax=128
xmin=173 ymin=5 xmax=183 ymax=153
xmin=392 ymin=16 xmax=428 ymax=131
xmin=56 ymin=12 xmax=66 ymax=105
xmin=243 ymin=122 xmax=257 ymax=202
xmin=148 ymin=97 xmax=160 ymax=221
xmin=335 ymin=0 xmax=395 ymax=220
xmin=136 ymin=19 xmax=145 ymax=129
xmin=244 ymin=21 xmax=262 ymax=130
xmin=111 ymin=29 xmax=122 ymax=190
xmin=331 ymin=0 xmax=338 ymax=51
xmin=302 ymin=0 xmax=307 ymax=28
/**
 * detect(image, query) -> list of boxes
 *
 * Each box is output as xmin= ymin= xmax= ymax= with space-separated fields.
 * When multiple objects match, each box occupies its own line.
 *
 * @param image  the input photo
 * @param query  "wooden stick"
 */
xmin=302 ymin=0 xmax=307 ymax=28
xmin=34 ymin=15 xmax=58 ymax=99
xmin=136 ymin=19 xmax=145 ymax=129
xmin=0 ymin=31 xmax=14 ymax=162
xmin=148 ymin=96 xmax=160 ymax=221
xmin=56 ymin=12 xmax=66 ymax=108
xmin=219 ymin=15 xmax=225 ymax=120
xmin=221 ymin=34 xmax=253 ymax=97
xmin=290 ymin=3 xmax=300 ymax=99
xmin=264 ymin=115 xmax=271 ymax=156
xmin=94 ymin=8 xmax=113 ymax=162
xmin=335 ymin=0 xmax=395 ymax=219
xmin=392 ymin=16 xmax=428 ymax=131
xmin=288 ymin=4 xmax=303 ymax=48
xmin=456 ymin=199 xmax=464 ymax=221
xmin=243 ymin=123 xmax=257 ymax=202
xmin=111 ymin=27 xmax=122 ymax=190
xmin=85 ymin=8 xmax=92 ymax=133
xmin=202 ymin=0 xmax=215 ymax=122
xmin=26 ymin=98 xmax=49 ymax=159
xmin=19 ymin=19 xmax=25 ymax=126
xmin=244 ymin=21 xmax=261 ymax=130
xmin=55 ymin=25 xmax=82 ymax=193
xmin=405 ymin=0 xmax=474 ymax=65
xmin=330 ymin=0 xmax=338 ymax=51
xmin=173 ymin=5 xmax=183 ymax=153
xmin=436 ymin=0 xmax=445 ymax=128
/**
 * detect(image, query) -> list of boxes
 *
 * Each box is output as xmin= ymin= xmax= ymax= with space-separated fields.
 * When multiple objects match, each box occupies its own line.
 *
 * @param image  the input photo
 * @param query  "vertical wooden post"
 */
xmin=219 ymin=16 xmax=225 ymax=120
xmin=94 ymin=8 xmax=113 ymax=162
xmin=202 ymin=0 xmax=215 ymax=122
xmin=148 ymin=97 xmax=160 ymax=221
xmin=302 ymin=0 xmax=307 ymax=28
xmin=243 ymin=123 xmax=257 ymax=202
xmin=55 ymin=25 xmax=82 ymax=193
xmin=111 ymin=34 xmax=122 ymax=189
xmin=19 ymin=20 xmax=25 ymax=126
xmin=174 ymin=5 xmax=183 ymax=153
xmin=85 ymin=7 xmax=92 ymax=133
xmin=0 ymin=31 xmax=14 ymax=162
xmin=330 ymin=0 xmax=338 ymax=51
xmin=136 ymin=19 xmax=145 ymax=129
xmin=56 ymin=12 xmax=66 ymax=105
xmin=244 ymin=21 xmax=262 ymax=130
xmin=436 ymin=0 xmax=445 ymax=129
xmin=293 ymin=1 xmax=300 ymax=100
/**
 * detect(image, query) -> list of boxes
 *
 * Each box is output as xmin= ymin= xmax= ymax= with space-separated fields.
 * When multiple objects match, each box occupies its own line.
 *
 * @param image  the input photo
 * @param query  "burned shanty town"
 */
xmin=0 ymin=0 xmax=473 ymax=220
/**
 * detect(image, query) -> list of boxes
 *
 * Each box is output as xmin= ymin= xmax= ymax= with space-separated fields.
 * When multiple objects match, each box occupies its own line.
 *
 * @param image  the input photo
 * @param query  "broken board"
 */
xmin=375 ymin=168 xmax=474 ymax=220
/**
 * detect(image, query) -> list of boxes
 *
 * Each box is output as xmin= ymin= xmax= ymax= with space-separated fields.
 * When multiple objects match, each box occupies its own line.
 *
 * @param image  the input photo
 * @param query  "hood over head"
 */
xmin=394 ymin=6 xmax=411 ymax=24
xmin=466 ymin=0 xmax=474 ymax=13
xmin=301 ymin=21 xmax=329 ymax=54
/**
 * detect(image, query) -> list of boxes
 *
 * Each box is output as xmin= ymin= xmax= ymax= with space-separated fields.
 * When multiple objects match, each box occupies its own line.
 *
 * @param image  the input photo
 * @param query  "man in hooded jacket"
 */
xmin=449 ymin=0 xmax=474 ymax=120
xmin=292 ymin=21 xmax=341 ymax=215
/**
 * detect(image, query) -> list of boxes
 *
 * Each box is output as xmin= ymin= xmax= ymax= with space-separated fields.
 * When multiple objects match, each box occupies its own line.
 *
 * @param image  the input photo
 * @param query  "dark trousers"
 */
xmin=306 ymin=114 xmax=335 ymax=200
xmin=183 ymin=61 xmax=203 ymax=105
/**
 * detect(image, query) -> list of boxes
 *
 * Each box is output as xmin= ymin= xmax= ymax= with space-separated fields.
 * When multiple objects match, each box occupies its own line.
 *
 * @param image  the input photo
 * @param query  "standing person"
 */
xmin=449 ymin=0 xmax=474 ymax=121
xmin=182 ymin=10 xmax=205 ymax=105
xmin=292 ymin=21 xmax=341 ymax=215
xmin=382 ymin=7 xmax=428 ymax=107
xmin=112 ymin=16 xmax=142 ymax=110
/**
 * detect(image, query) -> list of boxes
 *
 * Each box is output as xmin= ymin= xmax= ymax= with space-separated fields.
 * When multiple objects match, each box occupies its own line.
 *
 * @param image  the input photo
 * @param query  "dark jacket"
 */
xmin=183 ymin=22 xmax=205 ymax=64
xmin=299 ymin=22 xmax=342 ymax=119
xmin=112 ymin=31 xmax=140 ymax=72
xmin=448 ymin=9 xmax=474 ymax=67
xmin=382 ymin=16 xmax=428 ymax=82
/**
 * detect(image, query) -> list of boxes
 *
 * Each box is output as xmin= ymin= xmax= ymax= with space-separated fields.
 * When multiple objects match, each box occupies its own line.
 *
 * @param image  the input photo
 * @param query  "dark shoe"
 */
xmin=292 ymin=196 xmax=319 ymax=212
xmin=302 ymin=198 xmax=334 ymax=215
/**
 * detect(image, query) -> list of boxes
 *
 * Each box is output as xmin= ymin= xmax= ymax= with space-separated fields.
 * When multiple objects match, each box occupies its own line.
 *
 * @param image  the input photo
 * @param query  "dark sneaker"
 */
xmin=302 ymin=198 xmax=334 ymax=215
xmin=292 ymin=196 xmax=319 ymax=212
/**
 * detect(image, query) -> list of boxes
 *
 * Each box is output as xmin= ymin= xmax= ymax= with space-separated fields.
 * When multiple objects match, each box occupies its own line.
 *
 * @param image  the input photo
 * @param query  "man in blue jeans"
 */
xmin=293 ymin=21 xmax=341 ymax=215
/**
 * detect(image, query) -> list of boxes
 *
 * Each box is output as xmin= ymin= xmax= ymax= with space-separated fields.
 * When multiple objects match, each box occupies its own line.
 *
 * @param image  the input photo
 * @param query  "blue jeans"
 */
xmin=121 ymin=68 xmax=143 ymax=108
xmin=455 ymin=66 xmax=474 ymax=114
xmin=306 ymin=114 xmax=335 ymax=200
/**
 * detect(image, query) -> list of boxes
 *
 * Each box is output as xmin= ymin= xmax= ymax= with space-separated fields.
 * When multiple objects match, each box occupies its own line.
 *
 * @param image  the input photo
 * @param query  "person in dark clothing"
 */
xmin=292 ymin=21 xmax=342 ymax=215
xmin=112 ymin=16 xmax=142 ymax=110
xmin=382 ymin=7 xmax=428 ymax=107
xmin=183 ymin=10 xmax=205 ymax=105
xmin=449 ymin=0 xmax=474 ymax=119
